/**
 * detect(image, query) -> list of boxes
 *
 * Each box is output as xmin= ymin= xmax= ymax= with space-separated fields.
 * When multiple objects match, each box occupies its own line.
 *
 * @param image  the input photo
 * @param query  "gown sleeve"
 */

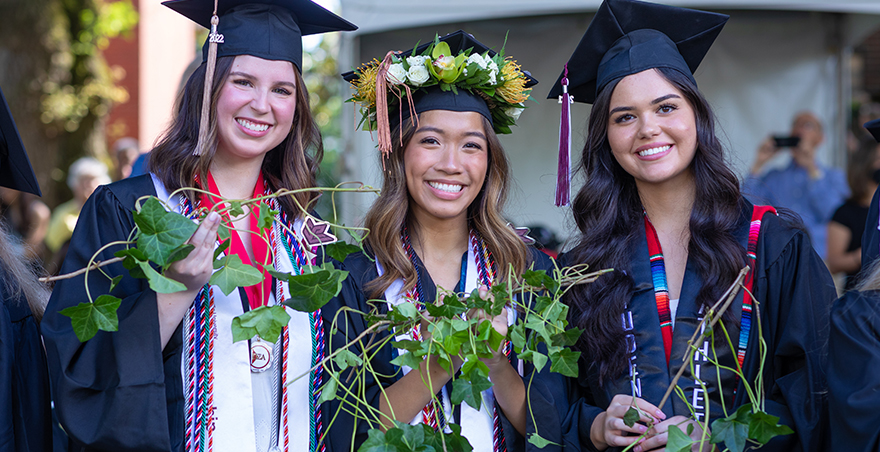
xmin=861 ymin=186 xmax=880 ymax=267
xmin=41 ymin=177 xmax=176 ymax=451
xmin=827 ymin=291 xmax=880 ymax=452
xmin=750 ymin=214 xmax=833 ymax=452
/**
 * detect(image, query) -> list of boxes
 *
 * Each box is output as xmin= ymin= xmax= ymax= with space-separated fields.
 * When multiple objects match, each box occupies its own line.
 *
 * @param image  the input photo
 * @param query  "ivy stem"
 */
xmin=656 ymin=266 xmax=749 ymax=411
xmin=40 ymin=257 xmax=124 ymax=283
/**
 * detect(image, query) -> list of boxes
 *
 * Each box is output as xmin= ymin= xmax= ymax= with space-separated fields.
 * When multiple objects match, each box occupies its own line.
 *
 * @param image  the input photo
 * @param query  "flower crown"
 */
xmin=348 ymin=35 xmax=533 ymax=137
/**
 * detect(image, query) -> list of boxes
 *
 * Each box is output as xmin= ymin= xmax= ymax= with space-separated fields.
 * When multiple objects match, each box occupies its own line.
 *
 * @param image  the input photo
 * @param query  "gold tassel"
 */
xmin=375 ymin=51 xmax=395 ymax=158
xmin=194 ymin=4 xmax=222 ymax=156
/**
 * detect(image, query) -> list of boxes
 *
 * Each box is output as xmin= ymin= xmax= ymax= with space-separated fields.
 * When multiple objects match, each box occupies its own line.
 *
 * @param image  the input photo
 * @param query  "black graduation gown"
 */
xmin=0 ymin=267 xmax=52 ymax=452
xmin=41 ymin=175 xmax=356 ymax=452
xmin=331 ymin=247 xmax=553 ymax=451
xmin=828 ymin=290 xmax=880 ymax=452
xmin=860 ymin=186 xmax=879 ymax=267
xmin=527 ymin=201 xmax=833 ymax=452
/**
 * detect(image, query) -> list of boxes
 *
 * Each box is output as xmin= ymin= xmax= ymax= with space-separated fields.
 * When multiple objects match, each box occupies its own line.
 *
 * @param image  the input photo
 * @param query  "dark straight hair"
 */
xmin=564 ymin=67 xmax=747 ymax=384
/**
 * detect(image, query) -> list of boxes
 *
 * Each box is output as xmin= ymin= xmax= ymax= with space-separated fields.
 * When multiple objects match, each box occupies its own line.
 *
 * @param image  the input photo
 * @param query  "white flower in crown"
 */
xmin=505 ymin=104 xmax=525 ymax=121
xmin=487 ymin=59 xmax=499 ymax=85
xmin=408 ymin=64 xmax=430 ymax=86
xmin=467 ymin=53 xmax=488 ymax=70
xmin=385 ymin=63 xmax=407 ymax=85
xmin=406 ymin=55 xmax=429 ymax=68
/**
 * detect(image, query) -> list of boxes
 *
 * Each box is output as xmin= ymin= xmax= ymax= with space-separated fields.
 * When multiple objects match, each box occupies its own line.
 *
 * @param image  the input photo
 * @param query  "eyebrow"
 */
xmin=229 ymin=71 xmax=296 ymax=89
xmin=609 ymin=93 xmax=682 ymax=115
xmin=415 ymin=126 xmax=487 ymax=141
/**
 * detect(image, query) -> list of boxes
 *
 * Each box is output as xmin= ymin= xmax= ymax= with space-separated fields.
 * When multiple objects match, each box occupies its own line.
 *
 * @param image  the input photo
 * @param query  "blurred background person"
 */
xmin=44 ymin=157 xmax=110 ymax=272
xmin=111 ymin=137 xmax=140 ymax=180
xmin=827 ymin=138 xmax=880 ymax=291
xmin=0 ymin=188 xmax=50 ymax=267
xmin=744 ymin=111 xmax=849 ymax=261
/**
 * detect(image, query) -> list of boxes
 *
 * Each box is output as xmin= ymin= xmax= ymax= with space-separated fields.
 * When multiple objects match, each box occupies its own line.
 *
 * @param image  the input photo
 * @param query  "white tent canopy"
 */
xmin=336 ymin=1 xmax=880 ymax=246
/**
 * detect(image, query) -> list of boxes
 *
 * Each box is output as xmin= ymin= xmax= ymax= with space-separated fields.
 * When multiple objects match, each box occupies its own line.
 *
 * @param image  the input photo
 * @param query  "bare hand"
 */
xmin=591 ymin=395 xmax=666 ymax=451
xmin=165 ymin=211 xmax=221 ymax=292
xmin=635 ymin=415 xmax=712 ymax=452
xmin=751 ymin=137 xmax=777 ymax=175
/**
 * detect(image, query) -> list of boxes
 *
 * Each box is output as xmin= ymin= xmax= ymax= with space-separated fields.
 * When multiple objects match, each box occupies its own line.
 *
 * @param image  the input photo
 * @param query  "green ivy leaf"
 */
xmin=324 ymin=241 xmax=361 ymax=263
xmin=137 ymin=261 xmax=187 ymax=294
xmin=332 ymin=349 xmax=364 ymax=371
xmin=213 ymin=240 xmax=230 ymax=261
xmin=526 ymin=349 xmax=549 ymax=372
xmin=133 ymin=197 xmax=198 ymax=267
xmin=450 ymin=366 xmax=493 ymax=410
xmin=425 ymin=292 xmax=467 ymax=318
xmin=257 ymin=202 xmax=279 ymax=232
xmin=711 ymin=405 xmax=753 ymax=452
xmin=231 ymin=305 xmax=290 ymax=343
xmin=359 ymin=429 xmax=398 ymax=452
xmin=108 ymin=275 xmax=123 ymax=292
xmin=550 ymin=328 xmax=582 ymax=347
xmin=165 ymin=244 xmax=195 ymax=269
xmin=549 ymin=348 xmax=580 ymax=378
xmin=541 ymin=272 xmax=561 ymax=295
xmin=284 ymin=266 xmax=349 ymax=312
xmin=210 ymin=254 xmax=264 ymax=296
xmin=748 ymin=410 xmax=793 ymax=445
xmin=115 ymin=247 xmax=147 ymax=279
xmin=228 ymin=201 xmax=245 ymax=217
xmin=390 ymin=350 xmax=424 ymax=370
xmin=666 ymin=425 xmax=694 ymax=452
xmin=318 ymin=374 xmax=338 ymax=404
xmin=218 ymin=223 xmax=231 ymax=241
xmin=509 ymin=323 xmax=527 ymax=352
xmin=623 ymin=406 xmax=641 ymax=428
xmin=527 ymin=433 xmax=557 ymax=449
xmin=59 ymin=295 xmax=122 ymax=342
xmin=387 ymin=301 xmax=420 ymax=322
xmin=522 ymin=269 xmax=548 ymax=287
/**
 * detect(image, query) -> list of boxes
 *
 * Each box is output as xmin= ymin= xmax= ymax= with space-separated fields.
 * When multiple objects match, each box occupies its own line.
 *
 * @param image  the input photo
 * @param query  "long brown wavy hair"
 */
xmin=364 ymin=115 xmax=529 ymax=298
xmin=148 ymin=56 xmax=324 ymax=217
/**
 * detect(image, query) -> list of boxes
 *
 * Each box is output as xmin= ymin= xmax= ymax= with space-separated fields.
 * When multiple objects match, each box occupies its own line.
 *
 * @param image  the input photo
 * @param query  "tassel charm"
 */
xmin=194 ymin=9 xmax=221 ymax=156
xmin=555 ymin=64 xmax=573 ymax=207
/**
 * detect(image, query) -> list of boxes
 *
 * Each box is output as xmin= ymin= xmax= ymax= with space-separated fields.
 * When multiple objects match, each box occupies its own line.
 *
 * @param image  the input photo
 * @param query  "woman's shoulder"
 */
xmin=92 ymin=174 xmax=157 ymax=211
xmin=831 ymin=290 xmax=880 ymax=326
xmin=342 ymin=249 xmax=379 ymax=291
xmin=528 ymin=247 xmax=557 ymax=273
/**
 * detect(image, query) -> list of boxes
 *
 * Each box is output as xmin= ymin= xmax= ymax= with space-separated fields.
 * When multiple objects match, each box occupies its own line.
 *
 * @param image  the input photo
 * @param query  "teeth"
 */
xmin=237 ymin=118 xmax=269 ymax=132
xmin=429 ymin=182 xmax=463 ymax=193
xmin=638 ymin=145 xmax=670 ymax=157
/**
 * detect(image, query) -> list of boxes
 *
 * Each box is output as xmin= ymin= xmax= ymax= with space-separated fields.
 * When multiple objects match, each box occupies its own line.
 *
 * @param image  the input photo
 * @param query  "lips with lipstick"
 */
xmin=237 ymin=118 xmax=270 ymax=133
xmin=428 ymin=181 xmax=463 ymax=193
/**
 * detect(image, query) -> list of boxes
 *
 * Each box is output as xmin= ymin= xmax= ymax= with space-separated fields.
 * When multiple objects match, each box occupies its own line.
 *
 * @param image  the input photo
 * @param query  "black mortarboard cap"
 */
xmin=342 ymin=30 xmax=537 ymax=124
xmin=0 ymin=86 xmax=41 ymax=196
xmin=546 ymin=0 xmax=728 ymax=104
xmin=163 ymin=0 xmax=357 ymax=72
xmin=866 ymin=119 xmax=880 ymax=143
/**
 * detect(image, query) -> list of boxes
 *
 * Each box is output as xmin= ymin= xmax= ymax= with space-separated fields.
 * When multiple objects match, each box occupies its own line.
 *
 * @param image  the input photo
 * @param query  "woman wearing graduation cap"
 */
xmin=532 ymin=0 xmax=833 ymax=451
xmin=336 ymin=31 xmax=550 ymax=451
xmin=827 ymin=119 xmax=880 ymax=452
xmin=41 ymin=1 xmax=357 ymax=451
xmin=0 ymin=85 xmax=53 ymax=452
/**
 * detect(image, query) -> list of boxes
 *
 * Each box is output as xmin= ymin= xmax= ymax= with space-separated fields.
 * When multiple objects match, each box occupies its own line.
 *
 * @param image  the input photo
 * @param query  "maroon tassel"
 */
xmin=556 ymin=64 xmax=572 ymax=207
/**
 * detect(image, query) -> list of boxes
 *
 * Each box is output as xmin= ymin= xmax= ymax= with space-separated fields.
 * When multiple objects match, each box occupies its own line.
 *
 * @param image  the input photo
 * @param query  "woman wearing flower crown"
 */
xmin=530 ymin=0 xmax=833 ymax=451
xmin=335 ymin=31 xmax=550 ymax=451
xmin=41 ymin=1 xmax=358 ymax=451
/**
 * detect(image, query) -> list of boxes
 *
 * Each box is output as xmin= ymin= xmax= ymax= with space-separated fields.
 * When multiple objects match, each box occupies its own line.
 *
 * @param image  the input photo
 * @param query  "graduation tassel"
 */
xmin=375 ymin=51 xmax=396 ymax=159
xmin=555 ymin=64 xmax=573 ymax=207
xmin=194 ymin=1 xmax=223 ymax=156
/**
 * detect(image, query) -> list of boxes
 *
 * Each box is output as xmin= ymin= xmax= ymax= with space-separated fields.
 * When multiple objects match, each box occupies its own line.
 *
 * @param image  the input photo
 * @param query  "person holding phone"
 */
xmin=743 ymin=111 xmax=848 ymax=261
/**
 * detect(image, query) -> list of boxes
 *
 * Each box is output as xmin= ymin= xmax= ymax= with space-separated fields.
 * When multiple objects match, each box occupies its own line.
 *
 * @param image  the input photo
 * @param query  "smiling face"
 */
xmin=404 ymin=109 xmax=489 ymax=227
xmin=606 ymin=69 xmax=698 ymax=189
xmin=214 ymin=55 xmax=297 ymax=165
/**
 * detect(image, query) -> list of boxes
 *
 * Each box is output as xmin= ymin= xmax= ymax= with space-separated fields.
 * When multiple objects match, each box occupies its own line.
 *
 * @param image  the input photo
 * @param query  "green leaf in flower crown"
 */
xmin=711 ymin=404 xmax=753 ymax=452
xmin=551 ymin=328 xmax=583 ymax=347
xmin=359 ymin=428 xmax=398 ymax=452
xmin=332 ymin=349 xmax=364 ymax=371
xmin=137 ymin=261 xmax=187 ymax=294
xmin=549 ymin=347 xmax=580 ymax=378
xmin=324 ymin=241 xmax=361 ymax=264
xmin=527 ymin=433 xmax=556 ymax=449
xmin=257 ymin=202 xmax=278 ymax=233
xmin=133 ymin=197 xmax=198 ymax=267
xmin=284 ymin=266 xmax=349 ymax=312
xmin=231 ymin=305 xmax=290 ymax=343
xmin=665 ymin=425 xmax=694 ymax=452
xmin=59 ymin=295 xmax=122 ymax=342
xmin=748 ymin=410 xmax=793 ymax=445
xmin=210 ymin=254 xmax=264 ymax=296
